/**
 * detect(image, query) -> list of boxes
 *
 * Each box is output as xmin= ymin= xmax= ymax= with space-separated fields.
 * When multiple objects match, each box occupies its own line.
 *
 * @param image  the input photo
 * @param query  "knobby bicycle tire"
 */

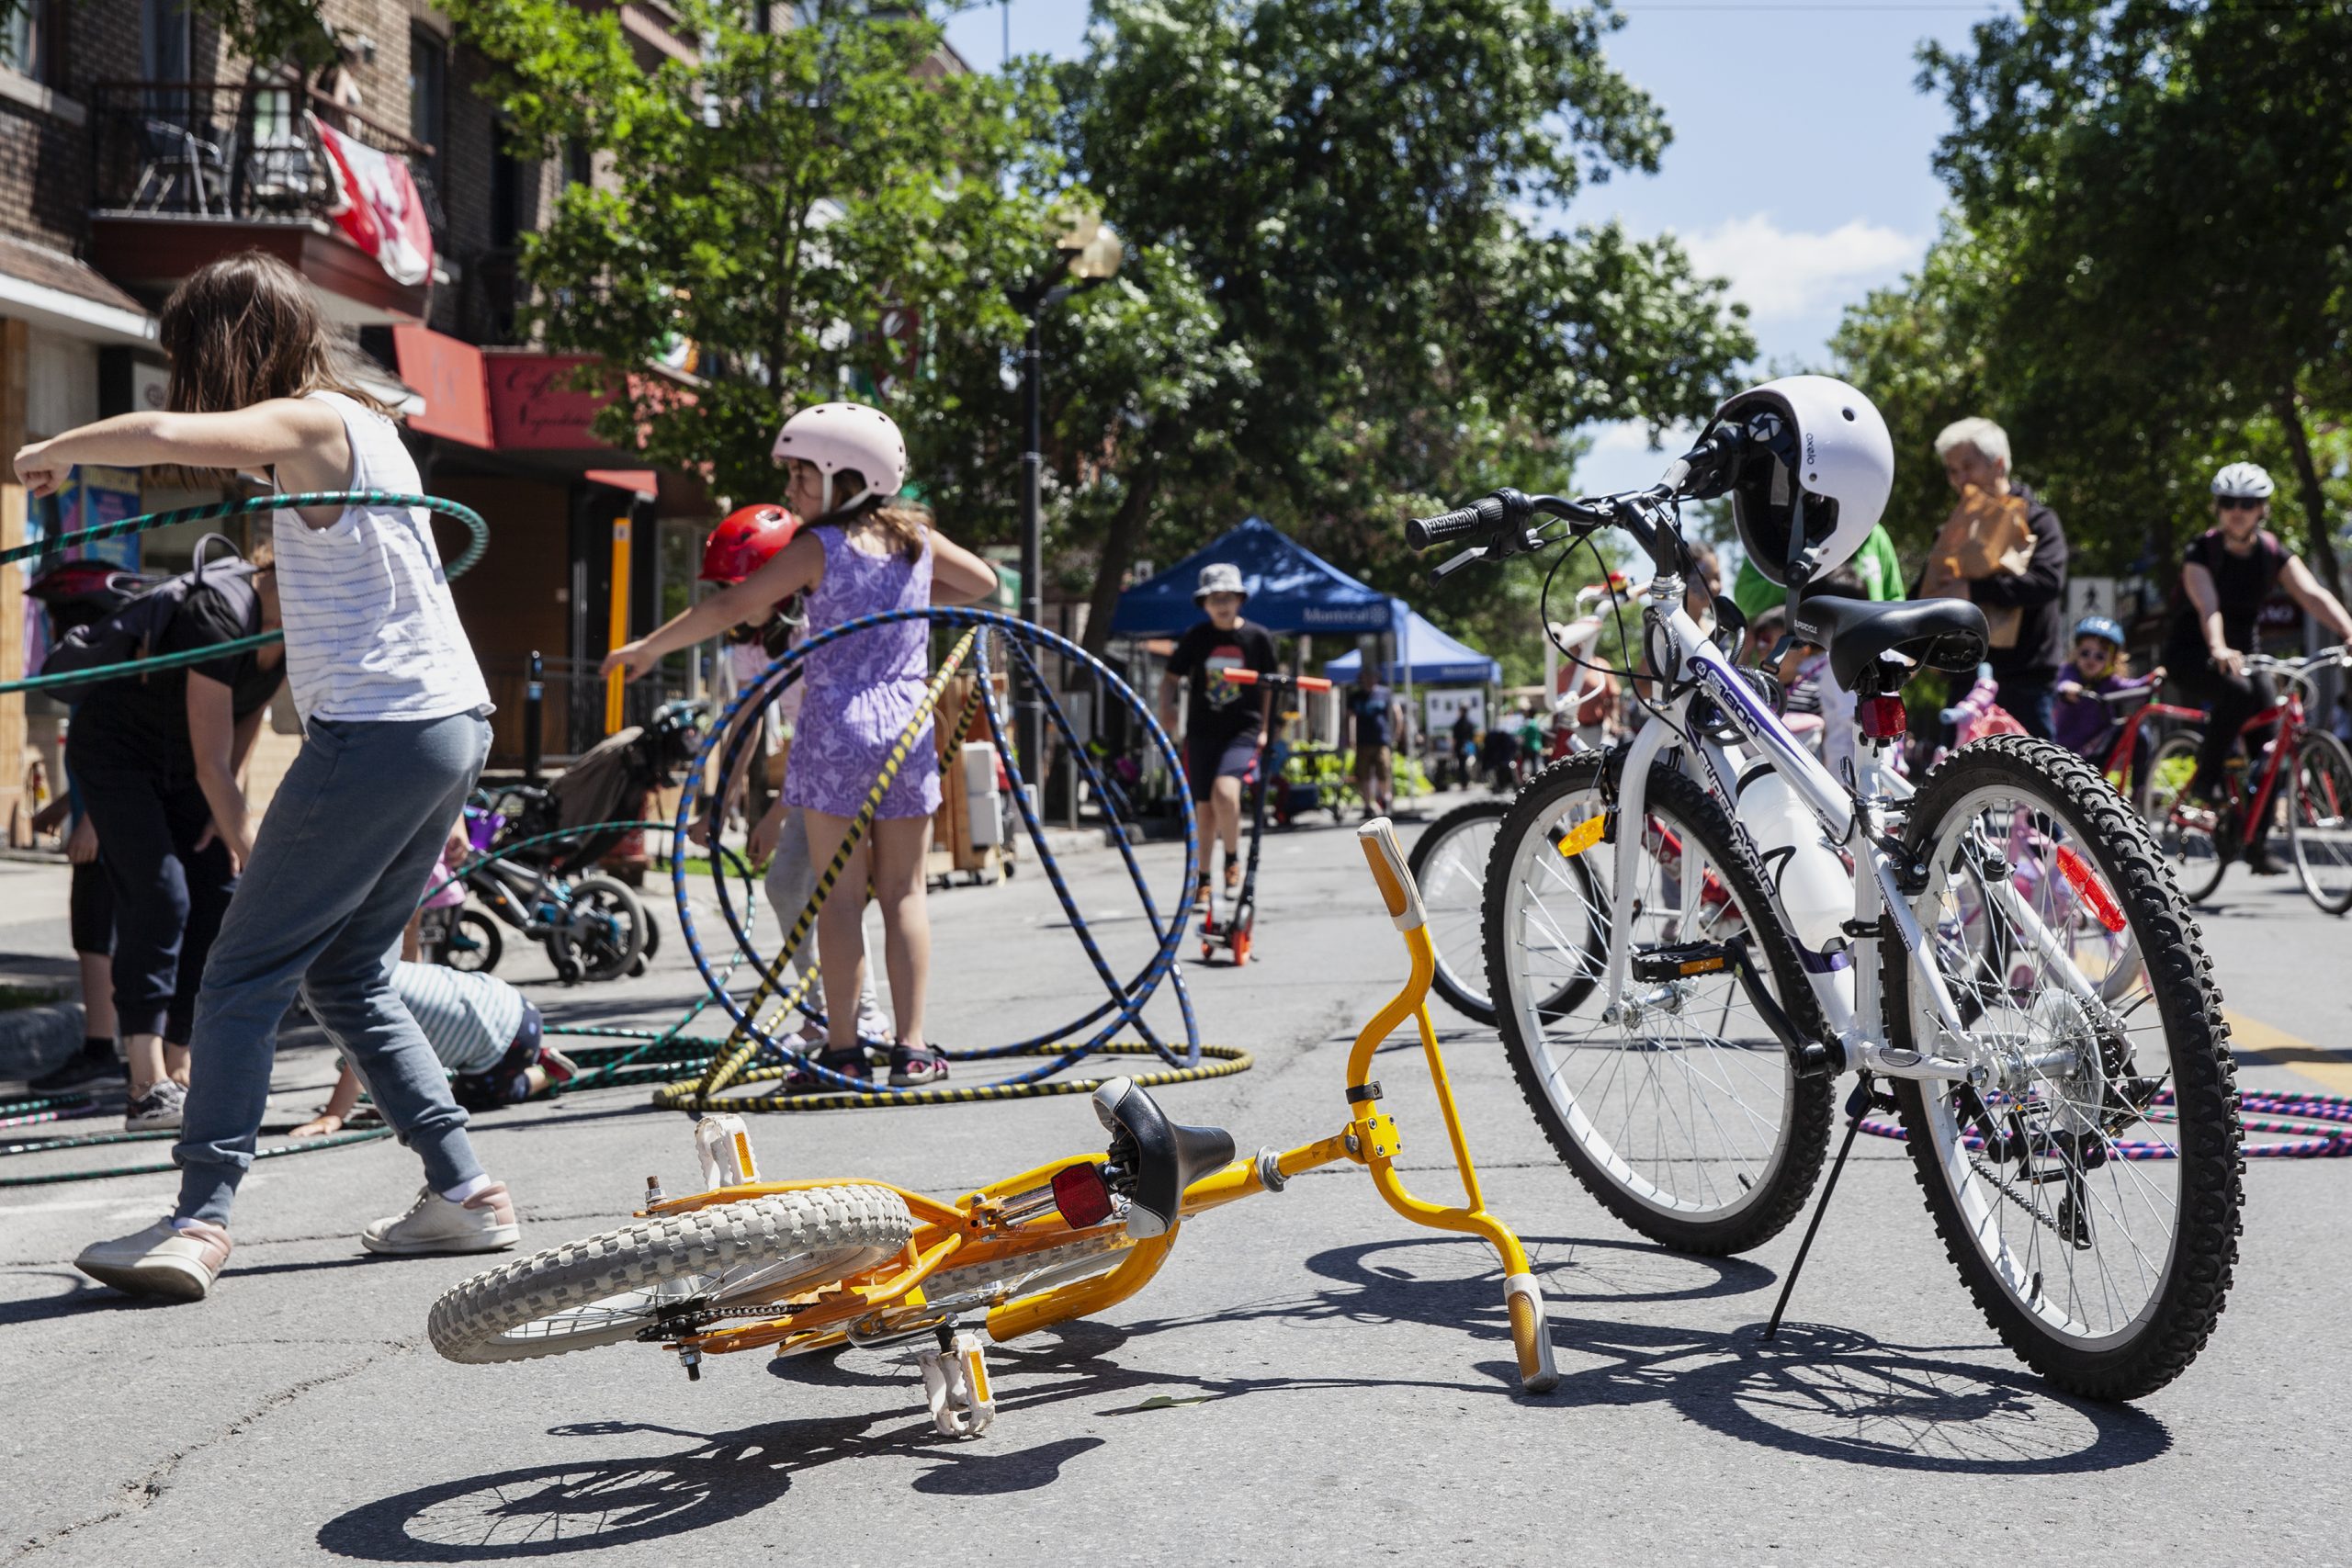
xmin=1485 ymin=751 xmax=1834 ymax=1255
xmin=2289 ymin=730 xmax=2352 ymax=916
xmin=429 ymin=1185 xmax=913 ymax=1364
xmin=1887 ymin=735 xmax=2241 ymax=1402
xmin=1408 ymin=797 xmax=1513 ymax=1026
xmin=2136 ymin=730 xmax=2227 ymax=904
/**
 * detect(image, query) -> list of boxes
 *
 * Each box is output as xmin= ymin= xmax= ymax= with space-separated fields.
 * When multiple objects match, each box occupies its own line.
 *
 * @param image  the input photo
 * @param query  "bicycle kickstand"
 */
xmin=915 ymin=1322 xmax=998 ymax=1438
xmin=1761 ymin=1073 xmax=1882 ymax=1343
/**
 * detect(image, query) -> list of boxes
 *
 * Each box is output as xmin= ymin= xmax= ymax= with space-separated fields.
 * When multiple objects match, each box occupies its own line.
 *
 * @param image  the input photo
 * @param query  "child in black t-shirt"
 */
xmin=1158 ymin=562 xmax=1277 ymax=904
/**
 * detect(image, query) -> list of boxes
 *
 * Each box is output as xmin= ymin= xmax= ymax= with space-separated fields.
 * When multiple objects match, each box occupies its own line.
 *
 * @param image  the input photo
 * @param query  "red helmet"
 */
xmin=699 ymin=504 xmax=800 ymax=583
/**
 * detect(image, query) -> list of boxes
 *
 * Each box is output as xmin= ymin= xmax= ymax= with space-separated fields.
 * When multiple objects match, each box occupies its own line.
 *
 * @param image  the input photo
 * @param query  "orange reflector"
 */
xmin=2055 ymin=845 xmax=2127 ymax=933
xmin=1556 ymin=815 xmax=1606 ymax=858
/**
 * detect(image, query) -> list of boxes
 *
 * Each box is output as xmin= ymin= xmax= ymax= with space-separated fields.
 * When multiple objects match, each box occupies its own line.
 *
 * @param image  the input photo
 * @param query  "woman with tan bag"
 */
xmin=1918 ymin=417 xmax=2069 ymax=739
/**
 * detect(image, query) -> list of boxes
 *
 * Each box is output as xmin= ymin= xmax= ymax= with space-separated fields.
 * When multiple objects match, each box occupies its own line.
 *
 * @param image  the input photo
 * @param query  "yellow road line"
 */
xmin=2222 ymin=1009 xmax=2352 ymax=1095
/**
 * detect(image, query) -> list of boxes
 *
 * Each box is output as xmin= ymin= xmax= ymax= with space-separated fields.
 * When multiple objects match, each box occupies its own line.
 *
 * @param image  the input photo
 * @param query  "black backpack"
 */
xmin=40 ymin=535 xmax=261 ymax=705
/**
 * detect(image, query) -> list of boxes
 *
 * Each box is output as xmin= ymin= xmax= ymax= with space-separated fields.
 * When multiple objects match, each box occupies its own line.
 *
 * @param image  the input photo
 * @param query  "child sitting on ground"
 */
xmin=290 ymin=963 xmax=571 ymax=1135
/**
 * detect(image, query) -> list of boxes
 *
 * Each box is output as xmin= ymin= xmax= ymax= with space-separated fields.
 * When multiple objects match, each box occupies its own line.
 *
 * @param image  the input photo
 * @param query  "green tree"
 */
xmin=1916 ymin=0 xmax=2352 ymax=592
xmin=445 ymin=0 xmax=1059 ymax=510
xmin=1055 ymin=0 xmax=1754 ymax=660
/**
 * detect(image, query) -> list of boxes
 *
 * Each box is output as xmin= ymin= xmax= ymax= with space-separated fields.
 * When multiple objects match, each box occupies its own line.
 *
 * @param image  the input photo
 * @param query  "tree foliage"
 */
xmin=1053 ymin=0 xmax=1755 ymax=660
xmin=445 ymin=0 xmax=1058 ymax=510
xmin=1862 ymin=0 xmax=2352 ymax=594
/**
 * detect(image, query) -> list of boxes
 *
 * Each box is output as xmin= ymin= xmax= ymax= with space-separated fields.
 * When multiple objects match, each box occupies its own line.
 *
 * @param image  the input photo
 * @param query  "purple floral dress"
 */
xmin=782 ymin=524 xmax=941 ymax=820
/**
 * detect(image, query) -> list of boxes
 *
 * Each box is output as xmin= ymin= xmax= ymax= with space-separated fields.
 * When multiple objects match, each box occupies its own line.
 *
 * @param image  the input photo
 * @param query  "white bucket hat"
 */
xmin=1194 ymin=562 xmax=1247 ymax=603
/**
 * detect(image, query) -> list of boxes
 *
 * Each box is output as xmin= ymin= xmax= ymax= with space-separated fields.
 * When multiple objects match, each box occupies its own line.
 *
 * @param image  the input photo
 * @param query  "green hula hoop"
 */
xmin=0 ymin=491 xmax=489 ymax=695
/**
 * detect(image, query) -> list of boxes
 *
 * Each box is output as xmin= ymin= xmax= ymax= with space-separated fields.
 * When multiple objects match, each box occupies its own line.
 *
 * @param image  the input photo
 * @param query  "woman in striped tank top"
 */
xmin=16 ymin=254 xmax=520 ymax=1303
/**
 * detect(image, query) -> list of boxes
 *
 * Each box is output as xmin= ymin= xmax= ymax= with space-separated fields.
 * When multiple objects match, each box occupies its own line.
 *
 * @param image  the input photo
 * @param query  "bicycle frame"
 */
xmin=2101 ymin=694 xmax=2205 ymax=794
xmin=1598 ymin=570 xmax=2111 ymax=1089
xmin=635 ymin=819 xmax=1560 ymax=1393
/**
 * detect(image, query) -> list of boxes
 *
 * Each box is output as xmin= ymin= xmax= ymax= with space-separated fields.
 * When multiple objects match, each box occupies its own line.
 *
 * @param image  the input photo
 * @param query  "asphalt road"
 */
xmin=4 ymin=794 xmax=2349 ymax=1565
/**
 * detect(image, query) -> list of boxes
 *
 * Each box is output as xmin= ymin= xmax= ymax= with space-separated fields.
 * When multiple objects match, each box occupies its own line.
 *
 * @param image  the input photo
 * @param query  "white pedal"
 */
xmin=693 ymin=1113 xmax=762 ymax=1190
xmin=916 ymin=1330 xmax=998 ymax=1438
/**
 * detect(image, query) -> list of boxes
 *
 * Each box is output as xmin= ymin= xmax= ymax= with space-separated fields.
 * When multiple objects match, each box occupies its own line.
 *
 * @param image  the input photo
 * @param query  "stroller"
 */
xmin=424 ymin=699 xmax=707 ymax=984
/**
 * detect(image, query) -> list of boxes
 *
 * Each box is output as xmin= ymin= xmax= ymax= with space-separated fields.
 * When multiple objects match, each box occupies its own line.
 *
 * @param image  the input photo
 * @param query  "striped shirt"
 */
xmin=390 ymin=961 xmax=526 ymax=1075
xmin=272 ymin=391 xmax=491 ymax=725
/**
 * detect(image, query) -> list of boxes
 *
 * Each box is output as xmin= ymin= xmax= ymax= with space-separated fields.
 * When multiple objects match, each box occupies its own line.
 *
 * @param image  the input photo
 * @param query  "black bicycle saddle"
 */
xmin=1091 ymin=1077 xmax=1237 ymax=1239
xmin=1792 ymin=595 xmax=1990 ymax=694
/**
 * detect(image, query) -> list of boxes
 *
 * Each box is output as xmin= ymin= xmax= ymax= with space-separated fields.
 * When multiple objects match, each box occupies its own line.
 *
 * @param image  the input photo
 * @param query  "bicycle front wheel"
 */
xmin=1408 ymin=798 xmax=1511 ymax=1025
xmin=1888 ymin=736 xmax=2241 ymax=1401
xmin=1487 ymin=753 xmax=1832 ymax=1255
xmin=2289 ymin=730 xmax=2352 ymax=915
xmin=2136 ymin=730 xmax=2227 ymax=903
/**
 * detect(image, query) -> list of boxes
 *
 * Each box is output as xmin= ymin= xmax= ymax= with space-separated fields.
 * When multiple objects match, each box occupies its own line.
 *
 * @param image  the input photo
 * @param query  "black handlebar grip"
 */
xmin=1406 ymin=494 xmax=1506 ymax=551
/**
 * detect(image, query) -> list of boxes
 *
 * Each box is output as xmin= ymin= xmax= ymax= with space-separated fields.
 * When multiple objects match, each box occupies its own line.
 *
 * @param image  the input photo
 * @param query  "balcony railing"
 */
xmin=89 ymin=79 xmax=445 ymax=239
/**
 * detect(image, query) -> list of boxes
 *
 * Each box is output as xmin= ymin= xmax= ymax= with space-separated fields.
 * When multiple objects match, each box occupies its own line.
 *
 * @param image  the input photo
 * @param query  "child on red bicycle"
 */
xmin=2052 ymin=615 xmax=2163 ymax=766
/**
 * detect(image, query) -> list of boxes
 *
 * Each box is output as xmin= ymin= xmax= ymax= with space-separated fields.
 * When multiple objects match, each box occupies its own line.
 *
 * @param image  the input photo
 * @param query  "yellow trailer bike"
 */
xmin=428 ymin=819 xmax=1560 ymax=1434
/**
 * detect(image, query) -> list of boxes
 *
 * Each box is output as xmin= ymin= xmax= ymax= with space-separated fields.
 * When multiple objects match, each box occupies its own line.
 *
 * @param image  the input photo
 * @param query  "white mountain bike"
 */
xmin=1409 ymin=448 xmax=2243 ymax=1401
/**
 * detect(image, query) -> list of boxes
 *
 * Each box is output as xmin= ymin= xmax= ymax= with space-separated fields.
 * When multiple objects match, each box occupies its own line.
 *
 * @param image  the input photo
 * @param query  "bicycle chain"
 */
xmin=1965 ymin=1150 xmax=2074 ymax=1241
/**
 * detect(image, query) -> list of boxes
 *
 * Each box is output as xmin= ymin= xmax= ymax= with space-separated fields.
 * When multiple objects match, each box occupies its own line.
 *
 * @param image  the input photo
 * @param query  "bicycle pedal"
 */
xmin=915 ymin=1330 xmax=997 ymax=1438
xmin=1629 ymin=942 xmax=1731 ymax=984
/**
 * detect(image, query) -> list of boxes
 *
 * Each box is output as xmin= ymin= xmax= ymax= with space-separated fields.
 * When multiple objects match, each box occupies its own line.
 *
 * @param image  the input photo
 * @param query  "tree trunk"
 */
xmin=2278 ymin=387 xmax=2343 ymax=603
xmin=1080 ymin=458 xmax=1161 ymax=657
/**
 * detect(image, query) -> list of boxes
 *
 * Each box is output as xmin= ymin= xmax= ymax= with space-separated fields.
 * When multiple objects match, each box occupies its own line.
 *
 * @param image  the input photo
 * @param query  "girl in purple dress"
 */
xmin=607 ymin=404 xmax=998 ymax=1085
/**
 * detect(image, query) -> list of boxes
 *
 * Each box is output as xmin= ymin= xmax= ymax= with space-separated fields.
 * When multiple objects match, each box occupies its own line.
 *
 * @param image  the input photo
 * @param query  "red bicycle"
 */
xmin=2132 ymin=648 xmax=2352 ymax=911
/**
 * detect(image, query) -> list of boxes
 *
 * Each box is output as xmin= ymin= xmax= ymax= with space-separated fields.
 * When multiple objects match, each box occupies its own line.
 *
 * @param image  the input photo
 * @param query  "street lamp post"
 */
xmin=1011 ymin=205 xmax=1123 ymax=787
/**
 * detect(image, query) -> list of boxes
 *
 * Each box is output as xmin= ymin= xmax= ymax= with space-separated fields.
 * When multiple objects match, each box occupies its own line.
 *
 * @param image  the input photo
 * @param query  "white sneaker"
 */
xmin=124 ymin=1078 xmax=187 ymax=1132
xmin=361 ymin=1183 xmax=519 ymax=1256
xmin=76 ymin=1217 xmax=231 ymax=1301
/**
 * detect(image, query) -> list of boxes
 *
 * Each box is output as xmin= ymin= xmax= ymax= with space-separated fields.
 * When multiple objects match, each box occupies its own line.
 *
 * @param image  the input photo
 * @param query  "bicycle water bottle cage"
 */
xmin=1090 ymin=1078 xmax=1237 ymax=1240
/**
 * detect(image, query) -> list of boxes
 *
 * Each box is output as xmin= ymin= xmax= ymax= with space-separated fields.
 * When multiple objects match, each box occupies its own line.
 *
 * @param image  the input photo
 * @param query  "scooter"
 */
xmin=1200 ymin=669 xmax=1332 ymax=966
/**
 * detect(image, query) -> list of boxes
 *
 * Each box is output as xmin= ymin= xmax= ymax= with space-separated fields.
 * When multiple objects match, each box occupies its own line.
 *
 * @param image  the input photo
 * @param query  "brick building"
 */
xmin=0 ymin=1 xmax=718 ymax=832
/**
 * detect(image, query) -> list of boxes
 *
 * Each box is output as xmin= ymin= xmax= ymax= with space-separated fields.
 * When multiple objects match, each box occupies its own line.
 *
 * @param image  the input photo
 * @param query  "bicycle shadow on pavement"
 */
xmin=1292 ymin=1232 xmax=2173 ymax=1475
xmin=315 ymin=1407 xmax=1108 ymax=1562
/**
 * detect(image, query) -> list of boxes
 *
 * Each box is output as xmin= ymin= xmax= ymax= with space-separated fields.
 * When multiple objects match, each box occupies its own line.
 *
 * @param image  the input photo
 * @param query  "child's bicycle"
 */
xmin=1200 ymin=667 xmax=1333 ymax=965
xmin=2134 ymin=647 xmax=2352 ymax=911
xmin=427 ymin=819 xmax=1562 ymax=1432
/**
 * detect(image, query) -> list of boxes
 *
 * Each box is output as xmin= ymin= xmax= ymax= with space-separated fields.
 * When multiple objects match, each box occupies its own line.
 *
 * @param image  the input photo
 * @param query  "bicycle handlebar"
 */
xmin=1220 ymin=669 xmax=1334 ymax=693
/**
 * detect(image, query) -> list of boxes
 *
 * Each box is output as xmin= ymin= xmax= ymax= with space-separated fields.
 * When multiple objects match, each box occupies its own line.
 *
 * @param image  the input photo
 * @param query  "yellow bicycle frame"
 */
xmin=647 ymin=820 xmax=1560 ymax=1393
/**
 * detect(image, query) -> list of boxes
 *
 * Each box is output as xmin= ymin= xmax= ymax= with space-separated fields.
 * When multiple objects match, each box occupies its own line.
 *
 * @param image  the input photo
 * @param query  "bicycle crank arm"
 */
xmin=1722 ymin=940 xmax=1841 ymax=1078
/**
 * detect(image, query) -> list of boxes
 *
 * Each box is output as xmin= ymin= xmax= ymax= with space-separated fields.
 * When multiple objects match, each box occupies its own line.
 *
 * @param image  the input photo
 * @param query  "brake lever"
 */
xmin=1433 ymin=546 xmax=1488 ymax=581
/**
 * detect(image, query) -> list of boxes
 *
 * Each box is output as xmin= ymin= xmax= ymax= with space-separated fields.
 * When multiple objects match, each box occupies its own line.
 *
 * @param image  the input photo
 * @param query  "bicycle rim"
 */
xmin=2137 ymin=732 xmax=2225 ymax=902
xmin=1409 ymin=801 xmax=1510 ymax=1024
xmin=1892 ymin=739 xmax=2239 ymax=1395
xmin=2290 ymin=731 xmax=2352 ymax=914
xmin=1489 ymin=756 xmax=1825 ymax=1251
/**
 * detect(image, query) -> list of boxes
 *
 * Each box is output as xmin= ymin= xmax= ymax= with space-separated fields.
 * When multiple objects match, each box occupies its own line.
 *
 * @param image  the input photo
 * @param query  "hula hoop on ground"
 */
xmin=1854 ymin=1086 xmax=2352 ymax=1159
xmin=661 ymin=607 xmax=1216 ymax=1110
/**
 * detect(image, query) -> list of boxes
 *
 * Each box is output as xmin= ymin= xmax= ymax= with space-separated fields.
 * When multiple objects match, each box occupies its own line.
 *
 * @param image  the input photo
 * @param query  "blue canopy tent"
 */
xmin=1323 ymin=601 xmax=1500 ymax=686
xmin=1109 ymin=516 xmax=1394 ymax=637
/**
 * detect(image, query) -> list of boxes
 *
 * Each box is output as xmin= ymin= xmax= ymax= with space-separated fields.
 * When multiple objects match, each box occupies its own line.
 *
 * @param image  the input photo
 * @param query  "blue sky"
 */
xmin=944 ymin=0 xmax=2013 ymax=495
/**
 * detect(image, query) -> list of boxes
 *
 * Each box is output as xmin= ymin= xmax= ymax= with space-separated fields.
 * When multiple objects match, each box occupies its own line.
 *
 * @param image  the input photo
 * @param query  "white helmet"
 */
xmin=2211 ymin=461 xmax=2275 ymax=502
xmin=771 ymin=402 xmax=908 ymax=514
xmin=1710 ymin=375 xmax=1894 ymax=588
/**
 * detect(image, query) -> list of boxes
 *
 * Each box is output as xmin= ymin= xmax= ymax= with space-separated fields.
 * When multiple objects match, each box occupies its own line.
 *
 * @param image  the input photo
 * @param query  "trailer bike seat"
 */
xmin=1792 ymin=595 xmax=1989 ymax=694
xmin=1091 ymin=1077 xmax=1237 ymax=1240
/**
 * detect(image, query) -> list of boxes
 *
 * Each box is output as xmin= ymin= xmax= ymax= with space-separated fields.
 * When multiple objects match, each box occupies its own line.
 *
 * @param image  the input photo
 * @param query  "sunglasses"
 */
xmin=2219 ymin=497 xmax=2265 ymax=513
xmin=2075 ymin=642 xmax=2115 ymax=660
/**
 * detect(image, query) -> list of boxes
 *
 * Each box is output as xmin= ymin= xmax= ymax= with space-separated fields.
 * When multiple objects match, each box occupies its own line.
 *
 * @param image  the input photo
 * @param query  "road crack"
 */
xmin=6 ymin=1338 xmax=416 ymax=1562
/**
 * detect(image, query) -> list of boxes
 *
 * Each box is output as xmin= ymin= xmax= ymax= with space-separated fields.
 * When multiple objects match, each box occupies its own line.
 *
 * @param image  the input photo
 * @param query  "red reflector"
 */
xmin=1050 ymin=1163 xmax=1114 ymax=1228
xmin=1860 ymin=694 xmax=1907 ymax=740
xmin=2055 ymin=845 xmax=2128 ymax=933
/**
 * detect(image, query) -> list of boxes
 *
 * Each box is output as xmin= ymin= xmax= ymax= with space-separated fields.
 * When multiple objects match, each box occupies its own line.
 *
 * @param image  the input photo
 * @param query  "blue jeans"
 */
xmin=1995 ymin=675 xmax=2058 ymax=742
xmin=174 ymin=710 xmax=492 ymax=1225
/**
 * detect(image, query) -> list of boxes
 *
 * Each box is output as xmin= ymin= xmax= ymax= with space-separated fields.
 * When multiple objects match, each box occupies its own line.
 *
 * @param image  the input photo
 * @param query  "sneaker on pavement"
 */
xmin=124 ymin=1078 xmax=187 ymax=1132
xmin=888 ymin=1043 xmax=950 ymax=1088
xmin=75 ymin=1217 xmax=231 ymax=1302
xmin=30 ymin=1048 xmax=119 ymax=1093
xmin=361 ymin=1183 xmax=519 ymax=1256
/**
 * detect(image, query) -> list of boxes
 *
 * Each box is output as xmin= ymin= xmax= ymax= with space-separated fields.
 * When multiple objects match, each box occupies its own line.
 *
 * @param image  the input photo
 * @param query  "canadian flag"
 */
xmin=313 ymin=113 xmax=433 ymax=288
